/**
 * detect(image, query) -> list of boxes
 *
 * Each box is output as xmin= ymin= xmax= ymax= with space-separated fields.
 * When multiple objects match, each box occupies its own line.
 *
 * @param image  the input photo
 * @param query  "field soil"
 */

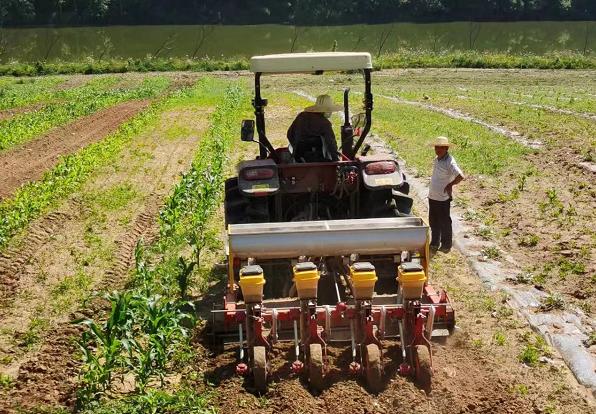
xmin=0 ymin=70 xmax=593 ymax=413
xmin=0 ymin=99 xmax=150 ymax=199
xmin=0 ymin=101 xmax=212 ymax=411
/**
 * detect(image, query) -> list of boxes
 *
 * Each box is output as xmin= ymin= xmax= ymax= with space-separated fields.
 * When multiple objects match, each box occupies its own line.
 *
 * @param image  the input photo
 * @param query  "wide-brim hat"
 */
xmin=429 ymin=136 xmax=455 ymax=147
xmin=304 ymin=94 xmax=343 ymax=113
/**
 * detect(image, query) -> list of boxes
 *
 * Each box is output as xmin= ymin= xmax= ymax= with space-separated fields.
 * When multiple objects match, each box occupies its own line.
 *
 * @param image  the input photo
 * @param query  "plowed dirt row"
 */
xmin=0 ymin=99 xmax=150 ymax=200
xmin=0 ymin=199 xmax=161 ymax=411
xmin=0 ymin=105 xmax=211 ymax=412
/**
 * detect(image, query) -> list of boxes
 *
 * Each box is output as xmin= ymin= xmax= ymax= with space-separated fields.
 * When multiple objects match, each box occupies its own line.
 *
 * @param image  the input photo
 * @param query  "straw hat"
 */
xmin=429 ymin=136 xmax=454 ymax=147
xmin=304 ymin=94 xmax=343 ymax=113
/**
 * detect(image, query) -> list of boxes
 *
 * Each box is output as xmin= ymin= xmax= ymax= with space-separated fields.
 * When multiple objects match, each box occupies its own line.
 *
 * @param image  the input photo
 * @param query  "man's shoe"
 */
xmin=439 ymin=245 xmax=452 ymax=253
xmin=430 ymin=244 xmax=440 ymax=252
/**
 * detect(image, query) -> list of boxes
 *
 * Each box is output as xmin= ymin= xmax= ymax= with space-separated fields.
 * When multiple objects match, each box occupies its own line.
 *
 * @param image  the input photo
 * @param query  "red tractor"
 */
xmin=211 ymin=52 xmax=455 ymax=393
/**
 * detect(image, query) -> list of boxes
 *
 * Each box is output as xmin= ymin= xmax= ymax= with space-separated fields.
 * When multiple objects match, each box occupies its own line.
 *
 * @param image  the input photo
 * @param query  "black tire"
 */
xmin=308 ymin=343 xmax=325 ymax=392
xmin=365 ymin=344 xmax=383 ymax=393
xmin=414 ymin=344 xmax=432 ymax=393
xmin=253 ymin=346 xmax=267 ymax=393
xmin=224 ymin=178 xmax=248 ymax=226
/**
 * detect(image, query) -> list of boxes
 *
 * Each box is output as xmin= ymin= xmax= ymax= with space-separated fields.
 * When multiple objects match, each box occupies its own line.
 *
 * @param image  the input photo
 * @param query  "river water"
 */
xmin=2 ymin=21 xmax=594 ymax=62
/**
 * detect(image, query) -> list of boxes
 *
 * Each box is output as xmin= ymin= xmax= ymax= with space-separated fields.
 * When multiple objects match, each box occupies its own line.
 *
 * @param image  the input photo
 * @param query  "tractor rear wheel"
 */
xmin=308 ymin=343 xmax=324 ymax=392
xmin=252 ymin=346 xmax=267 ymax=393
xmin=224 ymin=178 xmax=248 ymax=226
xmin=364 ymin=343 xmax=383 ymax=393
xmin=414 ymin=344 xmax=432 ymax=393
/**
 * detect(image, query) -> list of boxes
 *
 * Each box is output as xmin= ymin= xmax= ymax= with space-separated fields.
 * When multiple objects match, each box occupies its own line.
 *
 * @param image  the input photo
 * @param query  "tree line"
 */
xmin=2 ymin=1 xmax=595 ymax=27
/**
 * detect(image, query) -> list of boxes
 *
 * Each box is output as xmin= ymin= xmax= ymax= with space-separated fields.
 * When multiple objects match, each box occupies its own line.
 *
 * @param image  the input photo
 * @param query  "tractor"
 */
xmin=210 ymin=52 xmax=455 ymax=393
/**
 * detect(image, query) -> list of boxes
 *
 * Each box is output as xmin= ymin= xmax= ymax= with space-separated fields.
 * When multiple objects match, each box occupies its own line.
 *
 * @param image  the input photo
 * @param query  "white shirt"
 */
xmin=429 ymin=153 xmax=463 ymax=201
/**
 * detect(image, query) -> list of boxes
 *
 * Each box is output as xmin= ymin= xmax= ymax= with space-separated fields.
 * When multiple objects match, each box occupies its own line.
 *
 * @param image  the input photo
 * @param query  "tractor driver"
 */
xmin=287 ymin=94 xmax=342 ymax=162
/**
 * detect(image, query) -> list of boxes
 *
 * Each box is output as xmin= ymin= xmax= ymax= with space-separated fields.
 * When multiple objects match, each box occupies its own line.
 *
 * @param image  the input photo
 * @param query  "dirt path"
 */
xmin=0 ymin=99 xmax=150 ymax=200
xmin=0 ymin=106 xmax=211 ymax=412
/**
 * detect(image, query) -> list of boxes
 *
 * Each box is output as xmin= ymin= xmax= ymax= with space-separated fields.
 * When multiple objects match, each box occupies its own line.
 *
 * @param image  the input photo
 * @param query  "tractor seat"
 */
xmin=292 ymin=135 xmax=332 ymax=163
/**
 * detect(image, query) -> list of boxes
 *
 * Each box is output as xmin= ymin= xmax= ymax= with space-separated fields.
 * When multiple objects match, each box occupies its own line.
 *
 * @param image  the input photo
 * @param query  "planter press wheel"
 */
xmin=252 ymin=346 xmax=268 ymax=393
xmin=308 ymin=343 xmax=324 ymax=392
xmin=364 ymin=343 xmax=383 ymax=393
xmin=414 ymin=344 xmax=432 ymax=392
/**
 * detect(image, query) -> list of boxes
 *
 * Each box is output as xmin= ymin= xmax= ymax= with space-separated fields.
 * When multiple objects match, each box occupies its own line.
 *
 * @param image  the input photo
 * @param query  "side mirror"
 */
xmin=241 ymin=119 xmax=255 ymax=142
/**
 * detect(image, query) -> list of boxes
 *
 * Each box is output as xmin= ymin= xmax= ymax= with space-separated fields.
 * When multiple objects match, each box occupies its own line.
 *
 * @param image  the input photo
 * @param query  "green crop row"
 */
xmin=76 ymin=83 xmax=246 ymax=410
xmin=0 ymin=75 xmax=170 ymax=151
xmin=0 ymin=50 xmax=595 ymax=78
xmin=0 ymin=76 xmax=65 ymax=110
xmin=0 ymin=79 xmax=181 ymax=250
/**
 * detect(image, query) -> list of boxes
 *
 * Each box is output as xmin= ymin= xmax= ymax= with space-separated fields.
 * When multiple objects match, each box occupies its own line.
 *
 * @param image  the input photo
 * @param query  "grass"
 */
xmin=0 ymin=373 xmax=14 ymax=390
xmin=493 ymin=330 xmax=507 ymax=346
xmin=481 ymin=246 xmax=501 ymax=260
xmin=373 ymin=96 xmax=530 ymax=177
xmin=387 ymin=85 xmax=596 ymax=151
xmin=540 ymin=293 xmax=565 ymax=311
xmin=518 ymin=233 xmax=540 ymax=247
xmin=518 ymin=333 xmax=551 ymax=366
xmin=19 ymin=317 xmax=49 ymax=349
xmin=375 ymin=50 xmax=596 ymax=70
xmin=51 ymin=269 xmax=94 ymax=314
xmin=0 ymin=75 xmax=170 ymax=151
xmin=1 ymin=50 xmax=595 ymax=77
xmin=84 ymin=183 xmax=138 ymax=212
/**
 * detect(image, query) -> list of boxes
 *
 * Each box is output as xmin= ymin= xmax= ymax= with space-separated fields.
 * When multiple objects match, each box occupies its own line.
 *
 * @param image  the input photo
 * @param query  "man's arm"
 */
xmin=287 ymin=117 xmax=297 ymax=147
xmin=323 ymin=122 xmax=339 ymax=160
xmin=444 ymin=174 xmax=464 ymax=196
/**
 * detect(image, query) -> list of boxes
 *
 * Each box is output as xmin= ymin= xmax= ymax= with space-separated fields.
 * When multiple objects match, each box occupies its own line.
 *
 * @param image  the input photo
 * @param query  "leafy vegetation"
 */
xmin=518 ymin=333 xmax=551 ymax=366
xmin=76 ymin=83 xmax=246 ymax=410
xmin=540 ymin=293 xmax=565 ymax=311
xmin=0 ymin=75 xmax=169 ymax=151
xmin=0 ymin=76 xmax=64 ymax=110
xmin=376 ymin=50 xmax=596 ymax=70
xmin=1 ymin=50 xmax=595 ymax=78
xmin=79 ymin=387 xmax=214 ymax=414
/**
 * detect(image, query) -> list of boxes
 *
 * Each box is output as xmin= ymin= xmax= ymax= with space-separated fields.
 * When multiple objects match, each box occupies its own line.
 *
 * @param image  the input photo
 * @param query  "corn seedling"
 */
xmin=176 ymin=257 xmax=196 ymax=300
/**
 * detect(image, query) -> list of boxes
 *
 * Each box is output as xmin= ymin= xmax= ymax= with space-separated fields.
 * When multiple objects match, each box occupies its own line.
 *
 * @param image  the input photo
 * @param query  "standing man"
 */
xmin=428 ymin=136 xmax=464 ymax=252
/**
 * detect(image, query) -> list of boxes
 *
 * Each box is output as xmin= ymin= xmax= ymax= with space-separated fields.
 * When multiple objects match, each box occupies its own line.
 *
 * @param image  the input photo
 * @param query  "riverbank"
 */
xmin=1 ymin=50 xmax=595 ymax=77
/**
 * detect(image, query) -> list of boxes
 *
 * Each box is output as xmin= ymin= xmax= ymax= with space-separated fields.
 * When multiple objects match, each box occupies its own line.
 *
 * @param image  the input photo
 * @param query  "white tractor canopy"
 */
xmin=250 ymin=52 xmax=372 ymax=74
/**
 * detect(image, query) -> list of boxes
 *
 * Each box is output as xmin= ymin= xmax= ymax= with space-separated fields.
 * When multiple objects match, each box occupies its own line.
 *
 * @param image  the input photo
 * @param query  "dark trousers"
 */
xmin=428 ymin=198 xmax=452 ymax=248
